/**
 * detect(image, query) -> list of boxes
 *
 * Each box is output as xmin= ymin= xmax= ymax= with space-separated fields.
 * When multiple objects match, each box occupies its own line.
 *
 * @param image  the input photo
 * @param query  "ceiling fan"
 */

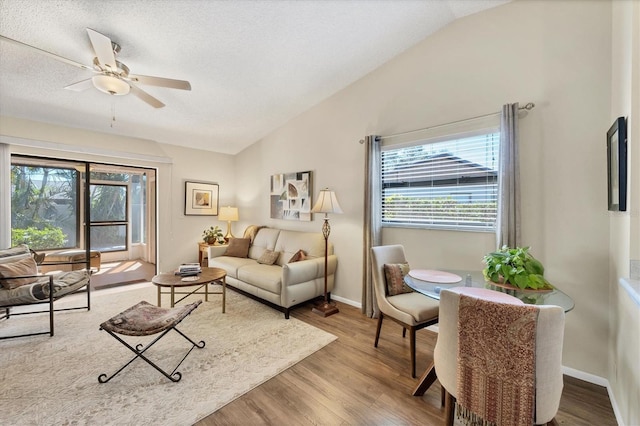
xmin=0 ymin=28 xmax=191 ymax=108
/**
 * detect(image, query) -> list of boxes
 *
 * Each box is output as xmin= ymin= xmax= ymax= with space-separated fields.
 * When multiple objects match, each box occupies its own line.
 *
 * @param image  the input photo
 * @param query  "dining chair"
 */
xmin=370 ymin=245 xmax=440 ymax=378
xmin=434 ymin=287 xmax=565 ymax=426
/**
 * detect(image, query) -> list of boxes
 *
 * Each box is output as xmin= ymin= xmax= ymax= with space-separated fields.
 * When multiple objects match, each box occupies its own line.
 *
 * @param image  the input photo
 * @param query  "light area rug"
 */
xmin=0 ymin=283 xmax=337 ymax=425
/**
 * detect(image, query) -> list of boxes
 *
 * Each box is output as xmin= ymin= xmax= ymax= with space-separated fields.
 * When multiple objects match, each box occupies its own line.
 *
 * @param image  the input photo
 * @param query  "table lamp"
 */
xmin=310 ymin=188 xmax=343 ymax=317
xmin=218 ymin=206 xmax=239 ymax=241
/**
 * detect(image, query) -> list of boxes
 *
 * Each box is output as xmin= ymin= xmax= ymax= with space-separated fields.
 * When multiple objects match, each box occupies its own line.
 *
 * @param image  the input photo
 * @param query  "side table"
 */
xmin=152 ymin=267 xmax=227 ymax=312
xmin=198 ymin=242 xmax=228 ymax=267
xmin=198 ymin=242 xmax=214 ymax=267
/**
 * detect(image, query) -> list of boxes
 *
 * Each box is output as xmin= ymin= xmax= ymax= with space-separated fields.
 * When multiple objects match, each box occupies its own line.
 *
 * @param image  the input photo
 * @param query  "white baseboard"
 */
xmin=331 ymin=294 xmax=360 ymax=308
xmin=562 ymin=366 xmax=608 ymax=387
xmin=561 ymin=367 xmax=623 ymax=425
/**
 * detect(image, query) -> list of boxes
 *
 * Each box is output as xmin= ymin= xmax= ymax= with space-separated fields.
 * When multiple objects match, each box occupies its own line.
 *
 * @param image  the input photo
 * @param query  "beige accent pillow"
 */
xmin=223 ymin=238 xmax=251 ymax=258
xmin=383 ymin=263 xmax=414 ymax=296
xmin=257 ymin=249 xmax=280 ymax=265
xmin=0 ymin=256 xmax=39 ymax=289
xmin=288 ymin=249 xmax=307 ymax=263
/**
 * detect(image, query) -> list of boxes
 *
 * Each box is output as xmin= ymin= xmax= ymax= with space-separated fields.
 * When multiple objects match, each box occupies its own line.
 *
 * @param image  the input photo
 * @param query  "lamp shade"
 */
xmin=219 ymin=206 xmax=239 ymax=221
xmin=92 ymin=75 xmax=130 ymax=96
xmin=311 ymin=189 xmax=343 ymax=214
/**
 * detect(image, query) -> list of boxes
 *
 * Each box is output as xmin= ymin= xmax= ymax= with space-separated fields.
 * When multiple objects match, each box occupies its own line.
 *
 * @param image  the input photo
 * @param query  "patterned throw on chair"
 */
xmin=456 ymin=294 xmax=539 ymax=426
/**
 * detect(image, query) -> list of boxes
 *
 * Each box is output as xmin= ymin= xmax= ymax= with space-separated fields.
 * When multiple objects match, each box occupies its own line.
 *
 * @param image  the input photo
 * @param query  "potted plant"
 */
xmin=202 ymin=226 xmax=225 ymax=245
xmin=482 ymin=246 xmax=553 ymax=291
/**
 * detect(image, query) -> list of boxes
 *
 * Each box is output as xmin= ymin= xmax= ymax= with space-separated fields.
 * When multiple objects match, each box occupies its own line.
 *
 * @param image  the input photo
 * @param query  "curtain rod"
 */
xmin=362 ymin=102 xmax=535 ymax=143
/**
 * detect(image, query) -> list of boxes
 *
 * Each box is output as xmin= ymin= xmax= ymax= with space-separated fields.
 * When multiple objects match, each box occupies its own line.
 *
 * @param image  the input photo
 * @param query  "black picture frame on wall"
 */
xmin=607 ymin=116 xmax=627 ymax=212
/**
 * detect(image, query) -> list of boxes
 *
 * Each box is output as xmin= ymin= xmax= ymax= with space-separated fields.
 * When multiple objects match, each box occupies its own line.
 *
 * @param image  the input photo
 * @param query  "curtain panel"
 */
xmin=362 ymin=135 xmax=381 ymax=318
xmin=0 ymin=143 xmax=11 ymax=248
xmin=496 ymin=103 xmax=521 ymax=249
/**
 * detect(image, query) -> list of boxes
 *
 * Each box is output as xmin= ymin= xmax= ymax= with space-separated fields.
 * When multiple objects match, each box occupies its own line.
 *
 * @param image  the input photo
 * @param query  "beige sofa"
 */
xmin=208 ymin=227 xmax=337 ymax=318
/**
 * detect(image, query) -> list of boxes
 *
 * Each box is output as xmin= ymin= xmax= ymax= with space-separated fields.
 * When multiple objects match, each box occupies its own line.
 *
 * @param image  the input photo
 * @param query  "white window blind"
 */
xmin=381 ymin=131 xmax=500 ymax=231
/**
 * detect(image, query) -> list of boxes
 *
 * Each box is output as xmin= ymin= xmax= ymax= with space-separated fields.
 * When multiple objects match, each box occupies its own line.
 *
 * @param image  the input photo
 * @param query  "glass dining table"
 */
xmin=405 ymin=269 xmax=574 ymax=397
xmin=404 ymin=269 xmax=574 ymax=312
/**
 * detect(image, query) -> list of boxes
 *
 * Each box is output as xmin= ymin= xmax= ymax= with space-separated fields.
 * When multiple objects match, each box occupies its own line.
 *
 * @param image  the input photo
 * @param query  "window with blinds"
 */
xmin=381 ymin=131 xmax=500 ymax=231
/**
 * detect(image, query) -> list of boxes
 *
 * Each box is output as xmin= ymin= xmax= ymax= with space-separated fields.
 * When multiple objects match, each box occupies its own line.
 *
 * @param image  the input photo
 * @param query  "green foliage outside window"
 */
xmin=11 ymin=226 xmax=67 ymax=250
xmin=11 ymin=164 xmax=77 ymax=250
xmin=383 ymin=195 xmax=497 ymax=225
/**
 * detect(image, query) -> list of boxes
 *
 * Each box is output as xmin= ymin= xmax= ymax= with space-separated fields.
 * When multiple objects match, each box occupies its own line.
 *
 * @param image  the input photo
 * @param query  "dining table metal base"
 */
xmin=412 ymin=360 xmax=438 ymax=396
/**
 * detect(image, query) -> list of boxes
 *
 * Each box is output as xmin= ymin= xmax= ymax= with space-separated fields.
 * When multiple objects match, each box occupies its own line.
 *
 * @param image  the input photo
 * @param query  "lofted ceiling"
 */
xmin=0 ymin=0 xmax=509 ymax=155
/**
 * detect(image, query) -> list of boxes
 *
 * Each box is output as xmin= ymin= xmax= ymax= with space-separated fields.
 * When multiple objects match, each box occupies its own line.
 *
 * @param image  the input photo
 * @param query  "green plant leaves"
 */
xmin=482 ymin=245 xmax=553 ymax=290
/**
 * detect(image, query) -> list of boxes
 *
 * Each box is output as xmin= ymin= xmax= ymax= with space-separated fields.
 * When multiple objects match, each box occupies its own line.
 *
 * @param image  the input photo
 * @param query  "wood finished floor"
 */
xmin=196 ymin=299 xmax=618 ymax=426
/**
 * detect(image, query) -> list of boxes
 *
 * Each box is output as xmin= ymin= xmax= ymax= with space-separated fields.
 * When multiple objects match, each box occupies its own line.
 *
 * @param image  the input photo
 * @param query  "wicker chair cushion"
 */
xmin=0 ymin=270 xmax=90 ymax=307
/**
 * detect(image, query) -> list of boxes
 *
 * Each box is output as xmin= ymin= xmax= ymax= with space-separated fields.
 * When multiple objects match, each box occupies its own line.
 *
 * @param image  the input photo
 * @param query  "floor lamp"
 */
xmin=219 ymin=206 xmax=239 ymax=241
xmin=310 ymin=188 xmax=343 ymax=317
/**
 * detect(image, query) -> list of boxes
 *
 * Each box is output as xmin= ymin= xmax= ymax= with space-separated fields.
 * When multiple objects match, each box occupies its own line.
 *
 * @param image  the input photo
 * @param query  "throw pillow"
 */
xmin=288 ymin=249 xmax=307 ymax=263
xmin=383 ymin=263 xmax=414 ymax=296
xmin=0 ymin=256 xmax=39 ymax=289
xmin=257 ymin=249 xmax=280 ymax=265
xmin=0 ymin=244 xmax=30 ymax=260
xmin=223 ymin=238 xmax=251 ymax=258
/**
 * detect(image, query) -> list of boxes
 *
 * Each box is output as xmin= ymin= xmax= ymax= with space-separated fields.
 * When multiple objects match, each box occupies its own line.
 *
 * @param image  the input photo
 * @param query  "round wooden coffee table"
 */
xmin=152 ymin=267 xmax=227 ymax=312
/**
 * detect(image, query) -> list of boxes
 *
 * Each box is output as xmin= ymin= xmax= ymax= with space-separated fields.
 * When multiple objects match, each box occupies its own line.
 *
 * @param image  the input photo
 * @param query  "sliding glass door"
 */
xmin=10 ymin=155 xmax=157 ymax=286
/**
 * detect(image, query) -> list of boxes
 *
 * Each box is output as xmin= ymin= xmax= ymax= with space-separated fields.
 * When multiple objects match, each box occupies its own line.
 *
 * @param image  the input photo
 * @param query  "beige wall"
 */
xmin=0 ymin=116 xmax=236 ymax=274
xmin=609 ymin=1 xmax=640 ymax=425
xmin=236 ymin=0 xmax=613 ymax=378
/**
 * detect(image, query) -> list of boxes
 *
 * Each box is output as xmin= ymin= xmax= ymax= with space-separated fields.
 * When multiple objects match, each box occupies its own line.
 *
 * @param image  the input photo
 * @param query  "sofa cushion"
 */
xmin=288 ymin=249 xmax=307 ymax=263
xmin=224 ymin=238 xmax=251 ymax=258
xmin=208 ymin=256 xmax=257 ymax=279
xmin=237 ymin=264 xmax=282 ymax=294
xmin=0 ymin=256 xmax=39 ymax=289
xmin=383 ymin=263 xmax=414 ymax=296
xmin=248 ymin=228 xmax=281 ymax=260
xmin=274 ymin=230 xmax=326 ymax=266
xmin=257 ymin=249 xmax=280 ymax=265
xmin=243 ymin=225 xmax=266 ymax=243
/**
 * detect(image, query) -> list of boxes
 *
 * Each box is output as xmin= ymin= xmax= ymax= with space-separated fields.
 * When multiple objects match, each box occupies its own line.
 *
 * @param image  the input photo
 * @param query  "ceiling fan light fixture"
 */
xmin=92 ymin=74 xmax=130 ymax=96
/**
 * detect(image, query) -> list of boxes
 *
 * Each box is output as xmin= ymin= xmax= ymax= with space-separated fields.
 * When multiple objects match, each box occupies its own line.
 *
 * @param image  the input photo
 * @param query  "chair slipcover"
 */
xmin=434 ymin=287 xmax=565 ymax=425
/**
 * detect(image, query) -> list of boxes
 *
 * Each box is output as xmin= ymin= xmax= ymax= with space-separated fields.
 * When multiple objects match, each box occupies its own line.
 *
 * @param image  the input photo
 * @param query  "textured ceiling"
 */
xmin=0 ymin=0 xmax=509 ymax=155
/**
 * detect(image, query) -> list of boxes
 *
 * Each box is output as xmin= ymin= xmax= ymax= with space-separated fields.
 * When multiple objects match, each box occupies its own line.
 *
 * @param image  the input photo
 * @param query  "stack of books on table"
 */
xmin=176 ymin=263 xmax=201 ymax=276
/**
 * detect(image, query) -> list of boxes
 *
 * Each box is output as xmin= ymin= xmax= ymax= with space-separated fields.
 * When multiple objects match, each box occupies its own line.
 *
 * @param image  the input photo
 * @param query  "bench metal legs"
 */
xmin=98 ymin=325 xmax=205 ymax=383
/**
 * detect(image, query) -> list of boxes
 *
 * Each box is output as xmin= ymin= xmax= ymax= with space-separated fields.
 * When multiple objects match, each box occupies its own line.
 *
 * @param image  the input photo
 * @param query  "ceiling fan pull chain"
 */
xmin=111 ymin=102 xmax=116 ymax=128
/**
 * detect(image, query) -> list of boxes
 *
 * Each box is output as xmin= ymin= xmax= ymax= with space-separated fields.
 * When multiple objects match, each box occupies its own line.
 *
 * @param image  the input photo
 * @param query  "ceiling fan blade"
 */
xmin=129 ymin=84 xmax=165 ymax=108
xmin=128 ymin=74 xmax=191 ymax=91
xmin=0 ymin=34 xmax=93 ymax=71
xmin=86 ymin=28 xmax=117 ymax=70
xmin=64 ymin=79 xmax=94 ymax=92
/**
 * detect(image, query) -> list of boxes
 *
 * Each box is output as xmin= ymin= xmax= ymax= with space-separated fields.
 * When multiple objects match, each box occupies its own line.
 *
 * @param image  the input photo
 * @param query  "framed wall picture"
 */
xmin=270 ymin=171 xmax=312 ymax=221
xmin=185 ymin=181 xmax=219 ymax=216
xmin=607 ymin=117 xmax=627 ymax=212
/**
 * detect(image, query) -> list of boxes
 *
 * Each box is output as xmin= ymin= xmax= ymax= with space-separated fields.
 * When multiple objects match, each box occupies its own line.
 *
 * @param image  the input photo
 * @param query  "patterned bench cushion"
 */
xmin=100 ymin=300 xmax=201 ymax=336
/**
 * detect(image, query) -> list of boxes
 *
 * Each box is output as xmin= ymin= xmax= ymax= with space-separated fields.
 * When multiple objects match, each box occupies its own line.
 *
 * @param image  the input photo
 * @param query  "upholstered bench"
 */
xmin=40 ymin=249 xmax=101 ymax=273
xmin=98 ymin=300 xmax=204 ymax=383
